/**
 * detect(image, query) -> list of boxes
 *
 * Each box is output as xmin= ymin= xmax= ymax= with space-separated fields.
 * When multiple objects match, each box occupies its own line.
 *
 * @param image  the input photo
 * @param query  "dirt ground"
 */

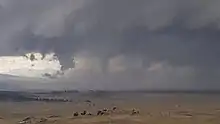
xmin=1 ymin=94 xmax=220 ymax=124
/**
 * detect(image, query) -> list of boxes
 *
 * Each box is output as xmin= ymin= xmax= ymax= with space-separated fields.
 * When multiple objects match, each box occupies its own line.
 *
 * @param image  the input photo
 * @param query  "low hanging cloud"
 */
xmin=0 ymin=0 xmax=220 ymax=90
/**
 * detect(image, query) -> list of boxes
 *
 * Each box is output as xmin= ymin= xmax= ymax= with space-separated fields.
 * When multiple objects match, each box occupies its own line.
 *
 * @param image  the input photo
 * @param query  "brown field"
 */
xmin=1 ymin=94 xmax=220 ymax=124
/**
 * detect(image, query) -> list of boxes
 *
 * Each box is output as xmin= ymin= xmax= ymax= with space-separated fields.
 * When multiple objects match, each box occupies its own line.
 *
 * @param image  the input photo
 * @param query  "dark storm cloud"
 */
xmin=0 ymin=0 xmax=220 ymax=90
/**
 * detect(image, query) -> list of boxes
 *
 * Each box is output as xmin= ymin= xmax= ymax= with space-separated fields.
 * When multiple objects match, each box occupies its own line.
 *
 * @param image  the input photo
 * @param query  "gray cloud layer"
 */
xmin=0 ymin=0 xmax=220 ymax=90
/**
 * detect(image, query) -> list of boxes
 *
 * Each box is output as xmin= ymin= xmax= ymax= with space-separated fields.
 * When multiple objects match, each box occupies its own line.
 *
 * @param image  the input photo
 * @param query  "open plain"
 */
xmin=0 ymin=91 xmax=220 ymax=124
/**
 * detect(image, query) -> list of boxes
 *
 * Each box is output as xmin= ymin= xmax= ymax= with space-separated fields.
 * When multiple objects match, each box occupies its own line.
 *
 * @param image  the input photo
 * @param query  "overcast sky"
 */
xmin=0 ymin=0 xmax=220 ymax=90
